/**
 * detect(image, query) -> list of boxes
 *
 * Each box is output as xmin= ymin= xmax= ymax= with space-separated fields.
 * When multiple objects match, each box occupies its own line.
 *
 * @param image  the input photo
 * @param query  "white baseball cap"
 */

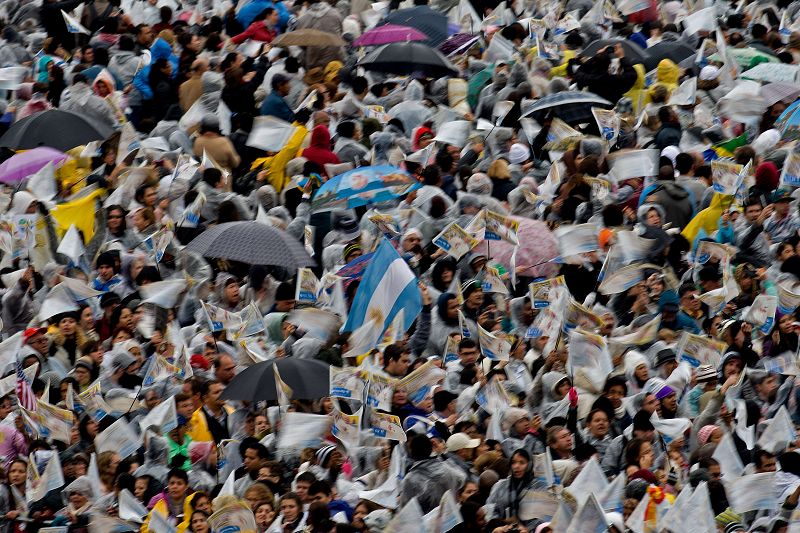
xmin=446 ymin=432 xmax=481 ymax=452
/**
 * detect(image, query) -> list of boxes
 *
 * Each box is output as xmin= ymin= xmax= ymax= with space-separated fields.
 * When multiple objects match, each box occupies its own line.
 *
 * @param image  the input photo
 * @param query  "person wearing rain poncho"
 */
xmin=50 ymin=476 xmax=95 ymax=531
xmin=485 ymin=449 xmax=547 ymax=522
xmin=398 ymin=434 xmax=462 ymax=514
xmin=186 ymin=441 xmax=218 ymax=494
xmin=135 ymin=433 xmax=172 ymax=484
xmin=499 ymin=407 xmax=545 ymax=458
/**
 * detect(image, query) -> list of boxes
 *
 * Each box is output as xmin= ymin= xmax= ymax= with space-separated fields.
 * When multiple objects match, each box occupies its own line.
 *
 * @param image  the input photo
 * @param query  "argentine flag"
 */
xmin=62 ymin=10 xmax=90 ymax=34
xmin=342 ymin=238 xmax=422 ymax=340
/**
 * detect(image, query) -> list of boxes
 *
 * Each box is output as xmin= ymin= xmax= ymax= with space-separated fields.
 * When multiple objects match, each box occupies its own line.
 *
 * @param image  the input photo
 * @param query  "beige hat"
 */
xmin=446 ymin=432 xmax=481 ymax=452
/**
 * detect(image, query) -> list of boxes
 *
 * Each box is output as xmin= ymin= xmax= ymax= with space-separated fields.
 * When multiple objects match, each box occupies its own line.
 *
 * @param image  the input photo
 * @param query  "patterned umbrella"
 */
xmin=184 ymin=221 xmax=315 ymax=267
xmin=521 ymin=91 xmax=613 ymax=125
xmin=353 ymin=24 xmax=428 ymax=47
xmin=0 ymin=147 xmax=68 ymax=184
xmin=311 ymin=165 xmax=422 ymax=213
xmin=475 ymin=217 xmax=560 ymax=279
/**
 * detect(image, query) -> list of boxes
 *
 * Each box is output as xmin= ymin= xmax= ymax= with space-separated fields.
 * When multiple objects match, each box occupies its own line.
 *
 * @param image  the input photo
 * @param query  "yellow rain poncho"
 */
xmin=646 ymin=59 xmax=680 ymax=102
xmin=623 ymin=63 xmax=647 ymax=114
xmin=681 ymin=192 xmax=736 ymax=243
xmin=250 ymin=123 xmax=308 ymax=193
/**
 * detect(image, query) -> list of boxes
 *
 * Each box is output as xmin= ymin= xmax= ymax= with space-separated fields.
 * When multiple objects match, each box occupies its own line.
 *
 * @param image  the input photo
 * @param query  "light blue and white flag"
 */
xmin=62 ymin=10 xmax=90 ymax=34
xmin=342 ymin=239 xmax=422 ymax=343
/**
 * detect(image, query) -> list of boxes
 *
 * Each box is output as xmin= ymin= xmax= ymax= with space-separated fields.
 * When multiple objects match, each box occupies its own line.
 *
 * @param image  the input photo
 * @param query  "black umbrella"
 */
xmin=221 ymin=358 xmax=331 ymax=402
xmin=581 ymin=38 xmax=648 ymax=65
xmin=643 ymin=42 xmax=697 ymax=71
xmin=0 ymin=109 xmax=114 ymax=150
xmin=359 ymin=41 xmax=458 ymax=78
xmin=520 ymin=91 xmax=613 ymax=125
xmin=184 ymin=221 xmax=315 ymax=268
xmin=381 ymin=6 xmax=449 ymax=46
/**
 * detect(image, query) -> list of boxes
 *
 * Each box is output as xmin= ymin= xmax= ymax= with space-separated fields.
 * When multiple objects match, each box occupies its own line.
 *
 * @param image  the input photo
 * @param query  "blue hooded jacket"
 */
xmin=132 ymin=38 xmax=179 ymax=101
xmin=236 ymin=0 xmax=290 ymax=29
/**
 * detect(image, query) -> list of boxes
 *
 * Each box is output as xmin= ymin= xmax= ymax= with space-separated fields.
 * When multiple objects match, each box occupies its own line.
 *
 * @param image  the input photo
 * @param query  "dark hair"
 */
xmin=351 ymin=76 xmax=368 ymax=95
xmin=603 ymin=375 xmax=627 ymax=394
xmin=307 ymin=479 xmax=332 ymax=497
xmin=295 ymin=471 xmax=317 ymax=484
xmin=624 ymin=438 xmax=650 ymax=468
xmin=458 ymin=338 xmax=478 ymax=351
xmin=408 ymin=434 xmax=433 ymax=461
xmin=167 ymin=467 xmax=189 ymax=483
xmin=751 ymin=23 xmax=767 ymax=39
xmin=382 ymin=344 xmax=405 ymax=367
xmin=336 ymin=121 xmax=357 ymax=139
xmin=694 ymin=165 xmax=711 ymax=179
xmin=754 ymin=449 xmax=775 ymax=468
xmin=675 ymin=153 xmax=694 ymax=174
xmin=202 ymin=168 xmax=223 ymax=187
xmin=159 ymin=5 xmax=172 ymax=23
xmin=117 ymin=35 xmax=136 ymax=52
xmin=586 ymin=408 xmax=609 ymax=425
xmin=241 ymin=441 xmax=271 ymax=461
xmin=254 ymin=7 xmax=275 ymax=21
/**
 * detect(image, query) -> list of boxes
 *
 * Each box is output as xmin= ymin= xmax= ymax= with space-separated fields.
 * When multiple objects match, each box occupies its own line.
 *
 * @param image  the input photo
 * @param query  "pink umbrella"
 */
xmin=0 ymin=147 xmax=69 ymax=184
xmin=476 ymin=217 xmax=560 ymax=280
xmin=353 ymin=24 xmax=428 ymax=47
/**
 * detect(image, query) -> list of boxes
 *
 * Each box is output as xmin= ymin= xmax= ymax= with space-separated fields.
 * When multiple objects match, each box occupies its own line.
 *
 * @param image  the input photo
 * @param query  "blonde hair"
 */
xmin=487 ymin=159 xmax=511 ymax=180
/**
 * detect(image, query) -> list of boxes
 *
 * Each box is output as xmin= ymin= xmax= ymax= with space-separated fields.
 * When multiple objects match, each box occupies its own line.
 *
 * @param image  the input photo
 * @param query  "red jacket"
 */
xmin=302 ymin=125 xmax=341 ymax=174
xmin=231 ymin=21 xmax=277 ymax=44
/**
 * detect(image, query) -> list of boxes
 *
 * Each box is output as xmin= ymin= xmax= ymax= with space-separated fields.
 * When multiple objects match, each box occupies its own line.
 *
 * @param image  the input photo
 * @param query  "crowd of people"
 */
xmin=0 ymin=0 xmax=798 ymax=530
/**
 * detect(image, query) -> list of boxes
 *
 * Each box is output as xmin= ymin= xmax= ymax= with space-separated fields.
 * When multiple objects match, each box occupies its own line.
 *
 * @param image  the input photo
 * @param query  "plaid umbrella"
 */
xmin=520 ymin=91 xmax=613 ymax=125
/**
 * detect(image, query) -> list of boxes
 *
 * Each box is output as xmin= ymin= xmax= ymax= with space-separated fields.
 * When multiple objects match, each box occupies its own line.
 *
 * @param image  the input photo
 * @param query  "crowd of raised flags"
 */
xmin=3 ymin=0 xmax=800 ymax=529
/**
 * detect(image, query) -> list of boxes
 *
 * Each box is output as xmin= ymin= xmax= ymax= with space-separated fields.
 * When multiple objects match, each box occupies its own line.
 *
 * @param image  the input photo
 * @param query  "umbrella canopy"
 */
xmin=353 ymin=24 xmax=428 ymax=47
xmin=760 ymin=82 xmax=800 ymax=107
xmin=0 ymin=147 xmax=68 ymax=184
xmin=184 ymin=221 xmax=315 ymax=267
xmin=581 ymin=38 xmax=647 ymax=65
xmin=359 ymin=41 xmax=458 ymax=77
xmin=520 ymin=91 xmax=613 ymax=124
xmin=311 ymin=165 xmax=422 ymax=212
xmin=742 ymin=62 xmax=799 ymax=84
xmin=438 ymin=33 xmax=480 ymax=57
xmin=642 ymin=42 xmax=696 ymax=71
xmin=271 ymin=29 xmax=345 ymax=47
xmin=382 ymin=6 xmax=448 ymax=46
xmin=0 ymin=109 xmax=114 ymax=151
xmin=220 ymin=358 xmax=331 ymax=402
xmin=475 ymin=217 xmax=560 ymax=279
xmin=710 ymin=47 xmax=779 ymax=69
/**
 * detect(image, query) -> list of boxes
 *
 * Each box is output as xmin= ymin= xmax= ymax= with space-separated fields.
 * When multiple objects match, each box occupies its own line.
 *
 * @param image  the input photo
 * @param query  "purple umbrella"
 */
xmin=0 ymin=147 xmax=69 ymax=184
xmin=353 ymin=24 xmax=428 ymax=47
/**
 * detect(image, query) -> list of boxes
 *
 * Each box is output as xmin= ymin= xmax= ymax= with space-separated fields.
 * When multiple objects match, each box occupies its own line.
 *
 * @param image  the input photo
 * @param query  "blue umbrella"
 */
xmin=311 ymin=165 xmax=421 ymax=212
